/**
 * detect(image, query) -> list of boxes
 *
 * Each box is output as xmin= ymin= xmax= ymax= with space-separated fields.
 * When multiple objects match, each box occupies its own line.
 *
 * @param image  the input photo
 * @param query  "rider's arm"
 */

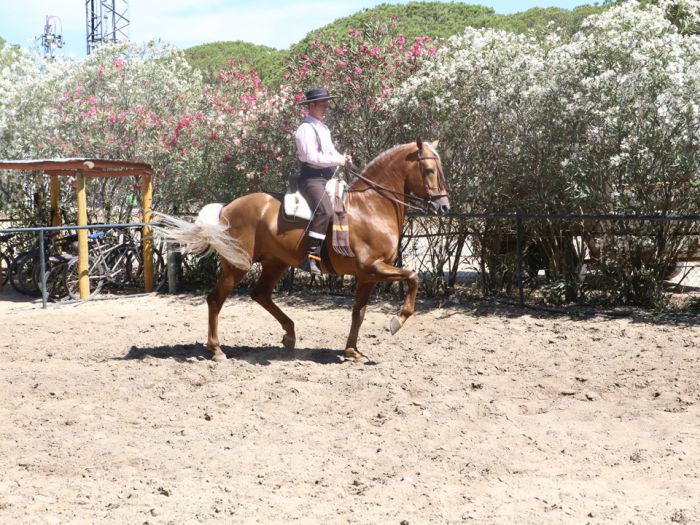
xmin=295 ymin=123 xmax=346 ymax=168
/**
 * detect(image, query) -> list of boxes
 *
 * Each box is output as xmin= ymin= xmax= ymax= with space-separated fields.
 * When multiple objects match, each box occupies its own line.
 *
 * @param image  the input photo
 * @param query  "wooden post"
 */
xmin=75 ymin=170 xmax=90 ymax=299
xmin=50 ymin=174 xmax=61 ymax=226
xmin=141 ymin=172 xmax=154 ymax=292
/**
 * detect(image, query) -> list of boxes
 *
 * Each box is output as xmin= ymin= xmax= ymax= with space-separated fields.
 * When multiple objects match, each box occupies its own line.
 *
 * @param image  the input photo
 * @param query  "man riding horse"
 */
xmin=294 ymin=87 xmax=352 ymax=275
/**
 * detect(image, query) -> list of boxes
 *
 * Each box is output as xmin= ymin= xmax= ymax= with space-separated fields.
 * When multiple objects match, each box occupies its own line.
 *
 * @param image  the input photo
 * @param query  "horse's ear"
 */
xmin=416 ymin=136 xmax=423 ymax=151
xmin=431 ymin=140 xmax=439 ymax=149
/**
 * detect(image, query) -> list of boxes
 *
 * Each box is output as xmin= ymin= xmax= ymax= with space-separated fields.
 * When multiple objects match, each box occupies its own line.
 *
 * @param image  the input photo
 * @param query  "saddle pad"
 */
xmin=283 ymin=178 xmax=347 ymax=221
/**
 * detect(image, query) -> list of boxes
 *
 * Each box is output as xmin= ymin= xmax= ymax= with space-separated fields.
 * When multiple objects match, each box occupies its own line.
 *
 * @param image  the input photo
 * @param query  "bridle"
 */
xmin=346 ymin=150 xmax=448 ymax=212
xmin=416 ymin=152 xmax=449 ymax=201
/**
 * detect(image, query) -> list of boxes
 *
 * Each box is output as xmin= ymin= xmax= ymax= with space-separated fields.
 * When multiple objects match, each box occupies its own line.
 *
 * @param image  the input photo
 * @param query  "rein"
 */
xmin=345 ymin=150 xmax=447 ymax=212
xmin=346 ymin=165 xmax=427 ymax=212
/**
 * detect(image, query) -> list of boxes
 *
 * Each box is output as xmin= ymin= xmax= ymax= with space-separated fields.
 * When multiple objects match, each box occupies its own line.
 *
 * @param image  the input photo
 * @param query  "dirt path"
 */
xmin=1 ymin=290 xmax=698 ymax=524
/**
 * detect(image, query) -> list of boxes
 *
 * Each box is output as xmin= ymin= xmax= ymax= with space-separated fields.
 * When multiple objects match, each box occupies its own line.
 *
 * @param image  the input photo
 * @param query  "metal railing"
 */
xmin=398 ymin=211 xmax=700 ymax=314
xmin=0 ymin=222 xmax=158 ymax=309
xmin=5 ymin=211 xmax=699 ymax=316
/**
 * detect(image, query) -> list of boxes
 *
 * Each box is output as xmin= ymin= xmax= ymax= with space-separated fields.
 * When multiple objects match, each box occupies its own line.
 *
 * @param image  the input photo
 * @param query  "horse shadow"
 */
xmin=119 ymin=342 xmax=364 ymax=366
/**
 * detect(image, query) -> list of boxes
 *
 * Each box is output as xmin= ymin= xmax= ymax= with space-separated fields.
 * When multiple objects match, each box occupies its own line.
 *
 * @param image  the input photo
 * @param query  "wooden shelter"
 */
xmin=0 ymin=158 xmax=155 ymax=299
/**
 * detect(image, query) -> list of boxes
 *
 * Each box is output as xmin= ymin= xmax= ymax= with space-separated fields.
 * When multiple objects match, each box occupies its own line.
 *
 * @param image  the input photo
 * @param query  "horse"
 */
xmin=156 ymin=138 xmax=450 ymax=361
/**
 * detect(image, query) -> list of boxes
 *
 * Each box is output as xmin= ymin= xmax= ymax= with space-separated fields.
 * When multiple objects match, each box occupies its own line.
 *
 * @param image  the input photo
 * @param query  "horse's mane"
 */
xmin=359 ymin=143 xmax=408 ymax=177
xmin=359 ymin=141 xmax=441 ymax=177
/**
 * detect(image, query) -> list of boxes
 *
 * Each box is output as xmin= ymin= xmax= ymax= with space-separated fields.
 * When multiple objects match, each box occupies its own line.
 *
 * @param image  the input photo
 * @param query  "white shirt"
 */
xmin=295 ymin=116 xmax=345 ymax=168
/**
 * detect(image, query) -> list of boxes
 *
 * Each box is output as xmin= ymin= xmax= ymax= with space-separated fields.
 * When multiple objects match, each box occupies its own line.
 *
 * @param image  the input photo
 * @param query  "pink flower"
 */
xmin=337 ymin=60 xmax=346 ymax=68
xmin=353 ymin=67 xmax=363 ymax=74
xmin=395 ymin=34 xmax=406 ymax=47
xmin=114 ymin=58 xmax=124 ymax=69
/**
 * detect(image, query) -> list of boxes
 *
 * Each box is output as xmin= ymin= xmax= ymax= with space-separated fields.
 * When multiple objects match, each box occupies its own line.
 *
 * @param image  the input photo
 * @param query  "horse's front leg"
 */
xmin=365 ymin=261 xmax=419 ymax=335
xmin=344 ymin=281 xmax=376 ymax=360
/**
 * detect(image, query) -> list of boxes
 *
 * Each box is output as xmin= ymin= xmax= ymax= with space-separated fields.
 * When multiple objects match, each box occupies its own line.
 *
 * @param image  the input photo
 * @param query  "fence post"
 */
xmin=38 ymin=231 xmax=47 ymax=309
xmin=167 ymin=245 xmax=180 ymax=294
xmin=516 ymin=213 xmax=525 ymax=307
xmin=141 ymin=173 xmax=154 ymax=292
xmin=286 ymin=268 xmax=295 ymax=293
xmin=75 ymin=169 xmax=90 ymax=299
xmin=397 ymin=234 xmax=405 ymax=301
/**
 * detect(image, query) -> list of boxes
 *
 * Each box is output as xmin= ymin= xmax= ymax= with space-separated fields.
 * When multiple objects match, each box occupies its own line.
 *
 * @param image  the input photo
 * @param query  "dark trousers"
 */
xmin=299 ymin=173 xmax=333 ymax=240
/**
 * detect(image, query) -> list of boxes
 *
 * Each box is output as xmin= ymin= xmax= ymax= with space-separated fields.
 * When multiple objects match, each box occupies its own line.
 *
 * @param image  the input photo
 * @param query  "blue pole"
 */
xmin=38 ymin=233 xmax=47 ymax=309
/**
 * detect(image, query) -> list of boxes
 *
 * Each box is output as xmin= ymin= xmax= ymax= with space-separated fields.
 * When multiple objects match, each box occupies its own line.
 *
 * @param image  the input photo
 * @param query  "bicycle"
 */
xmin=62 ymin=229 xmax=165 ymax=299
xmin=8 ymin=232 xmax=77 ymax=298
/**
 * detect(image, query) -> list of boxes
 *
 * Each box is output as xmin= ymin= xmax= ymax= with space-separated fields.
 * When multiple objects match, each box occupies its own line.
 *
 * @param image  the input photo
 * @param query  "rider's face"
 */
xmin=308 ymin=100 xmax=330 ymax=120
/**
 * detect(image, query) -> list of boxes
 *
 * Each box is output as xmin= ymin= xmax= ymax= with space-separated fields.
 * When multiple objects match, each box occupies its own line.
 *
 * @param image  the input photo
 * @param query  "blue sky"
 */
xmin=1 ymin=0 xmax=591 ymax=59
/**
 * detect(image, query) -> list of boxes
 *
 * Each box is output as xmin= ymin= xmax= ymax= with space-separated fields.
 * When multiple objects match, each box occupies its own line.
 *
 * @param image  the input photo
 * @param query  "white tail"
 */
xmin=153 ymin=204 xmax=252 ymax=271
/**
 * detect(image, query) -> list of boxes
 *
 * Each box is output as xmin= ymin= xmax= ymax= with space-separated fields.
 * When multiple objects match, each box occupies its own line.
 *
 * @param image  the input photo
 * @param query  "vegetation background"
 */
xmin=1 ymin=1 xmax=699 ymax=309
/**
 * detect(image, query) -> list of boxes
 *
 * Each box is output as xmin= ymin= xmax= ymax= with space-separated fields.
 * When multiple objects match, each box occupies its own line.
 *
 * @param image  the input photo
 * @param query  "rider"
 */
xmin=295 ymin=87 xmax=352 ymax=275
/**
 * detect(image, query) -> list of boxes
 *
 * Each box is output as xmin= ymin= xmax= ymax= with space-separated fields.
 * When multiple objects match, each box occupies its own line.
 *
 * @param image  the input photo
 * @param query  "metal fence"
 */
xmin=4 ymin=212 xmax=700 ymax=316
xmin=396 ymin=211 xmax=700 ymax=315
xmin=251 ymin=211 xmax=699 ymax=315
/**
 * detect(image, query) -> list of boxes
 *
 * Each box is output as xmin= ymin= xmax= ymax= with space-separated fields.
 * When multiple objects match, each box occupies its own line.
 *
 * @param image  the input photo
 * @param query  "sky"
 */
xmin=0 ymin=0 xmax=589 ymax=59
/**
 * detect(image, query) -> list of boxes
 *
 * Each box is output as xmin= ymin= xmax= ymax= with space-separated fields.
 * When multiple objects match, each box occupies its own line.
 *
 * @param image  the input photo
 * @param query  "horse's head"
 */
xmin=405 ymin=137 xmax=450 ymax=215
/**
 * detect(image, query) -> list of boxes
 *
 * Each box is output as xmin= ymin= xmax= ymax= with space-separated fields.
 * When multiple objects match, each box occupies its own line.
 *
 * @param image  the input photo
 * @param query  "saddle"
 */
xmin=283 ymin=173 xmax=354 ymax=258
xmin=282 ymin=173 xmax=344 ymax=220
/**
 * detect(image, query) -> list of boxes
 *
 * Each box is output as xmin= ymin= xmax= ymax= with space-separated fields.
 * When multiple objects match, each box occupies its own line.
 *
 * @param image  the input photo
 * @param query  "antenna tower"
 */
xmin=41 ymin=16 xmax=65 ymax=59
xmin=85 ymin=0 xmax=130 ymax=55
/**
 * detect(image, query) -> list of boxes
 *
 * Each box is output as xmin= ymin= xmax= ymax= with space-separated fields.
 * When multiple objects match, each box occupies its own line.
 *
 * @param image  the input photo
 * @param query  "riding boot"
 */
xmin=298 ymin=237 xmax=323 ymax=276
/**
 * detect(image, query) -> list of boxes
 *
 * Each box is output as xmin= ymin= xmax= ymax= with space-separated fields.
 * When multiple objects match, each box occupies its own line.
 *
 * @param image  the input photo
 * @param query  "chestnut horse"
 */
xmin=156 ymin=138 xmax=450 ymax=361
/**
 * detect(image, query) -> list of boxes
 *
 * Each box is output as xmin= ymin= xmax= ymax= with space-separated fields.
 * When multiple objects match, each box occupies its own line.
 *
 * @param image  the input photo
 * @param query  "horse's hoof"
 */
xmin=344 ymin=348 xmax=368 ymax=361
xmin=390 ymin=316 xmax=403 ymax=335
xmin=211 ymin=351 xmax=227 ymax=362
xmin=282 ymin=334 xmax=296 ymax=350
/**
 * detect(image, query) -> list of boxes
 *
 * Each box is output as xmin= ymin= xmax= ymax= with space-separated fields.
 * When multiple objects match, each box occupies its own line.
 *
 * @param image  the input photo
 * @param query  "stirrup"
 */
xmin=299 ymin=254 xmax=322 ymax=276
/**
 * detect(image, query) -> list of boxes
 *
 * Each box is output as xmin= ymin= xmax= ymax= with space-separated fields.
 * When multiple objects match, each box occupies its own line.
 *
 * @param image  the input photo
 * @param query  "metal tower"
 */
xmin=41 ymin=16 xmax=65 ymax=59
xmin=85 ymin=0 xmax=130 ymax=55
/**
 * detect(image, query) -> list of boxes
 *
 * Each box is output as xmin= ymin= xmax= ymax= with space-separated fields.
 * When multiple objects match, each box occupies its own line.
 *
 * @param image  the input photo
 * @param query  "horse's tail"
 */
xmin=153 ymin=203 xmax=252 ymax=271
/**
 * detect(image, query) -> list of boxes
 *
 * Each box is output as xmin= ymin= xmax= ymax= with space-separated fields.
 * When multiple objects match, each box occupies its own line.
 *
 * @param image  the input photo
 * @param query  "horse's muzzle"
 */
xmin=428 ymin=197 xmax=450 ymax=216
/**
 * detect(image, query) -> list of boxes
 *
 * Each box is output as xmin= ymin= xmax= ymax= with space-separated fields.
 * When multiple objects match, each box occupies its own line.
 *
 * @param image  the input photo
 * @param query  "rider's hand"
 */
xmin=344 ymin=154 xmax=353 ymax=166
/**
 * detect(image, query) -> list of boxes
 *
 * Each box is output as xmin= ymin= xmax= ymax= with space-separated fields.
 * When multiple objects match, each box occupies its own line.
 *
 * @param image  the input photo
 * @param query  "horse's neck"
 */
xmin=355 ymin=146 xmax=408 ymax=195
xmin=349 ymin=150 xmax=408 ymax=228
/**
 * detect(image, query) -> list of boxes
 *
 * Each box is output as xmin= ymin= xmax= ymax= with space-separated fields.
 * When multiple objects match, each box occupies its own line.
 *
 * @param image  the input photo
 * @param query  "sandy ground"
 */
xmin=0 ymin=288 xmax=699 ymax=525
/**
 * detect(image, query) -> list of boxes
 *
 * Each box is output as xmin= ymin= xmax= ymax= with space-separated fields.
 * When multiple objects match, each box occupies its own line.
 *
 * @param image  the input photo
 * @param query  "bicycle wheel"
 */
xmin=37 ymin=256 xmax=71 ymax=300
xmin=0 ymin=252 xmax=9 ymax=289
xmin=63 ymin=257 xmax=105 ymax=300
xmin=10 ymin=251 xmax=40 ymax=296
xmin=104 ymin=244 xmax=132 ymax=289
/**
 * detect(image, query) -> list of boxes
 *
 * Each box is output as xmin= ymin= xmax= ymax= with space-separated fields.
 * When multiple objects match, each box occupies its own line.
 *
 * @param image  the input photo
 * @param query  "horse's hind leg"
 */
xmin=207 ymin=260 xmax=247 ymax=361
xmin=250 ymin=259 xmax=296 ymax=350
xmin=344 ymin=281 xmax=376 ymax=360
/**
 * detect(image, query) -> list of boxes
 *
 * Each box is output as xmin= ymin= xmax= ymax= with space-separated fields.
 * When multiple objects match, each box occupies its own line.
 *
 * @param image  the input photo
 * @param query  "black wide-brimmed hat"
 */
xmin=297 ymin=87 xmax=338 ymax=105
